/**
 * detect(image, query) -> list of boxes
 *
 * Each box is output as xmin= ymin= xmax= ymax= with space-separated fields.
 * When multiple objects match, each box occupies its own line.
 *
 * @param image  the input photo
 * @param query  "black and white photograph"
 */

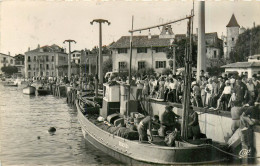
xmin=0 ymin=0 xmax=260 ymax=165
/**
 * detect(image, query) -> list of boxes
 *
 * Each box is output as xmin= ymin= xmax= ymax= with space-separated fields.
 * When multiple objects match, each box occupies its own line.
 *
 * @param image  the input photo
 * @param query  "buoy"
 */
xmin=48 ymin=127 xmax=56 ymax=133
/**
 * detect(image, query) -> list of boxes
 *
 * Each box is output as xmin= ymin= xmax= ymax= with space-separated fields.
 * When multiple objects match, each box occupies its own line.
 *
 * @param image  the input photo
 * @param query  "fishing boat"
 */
xmin=76 ymin=13 xmax=233 ymax=164
xmin=23 ymin=86 xmax=36 ymax=95
xmin=76 ymin=96 xmax=229 ymax=164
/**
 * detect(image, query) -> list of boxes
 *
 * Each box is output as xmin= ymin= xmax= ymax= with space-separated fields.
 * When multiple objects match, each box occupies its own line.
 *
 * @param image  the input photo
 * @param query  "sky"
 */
xmin=0 ymin=0 xmax=259 ymax=56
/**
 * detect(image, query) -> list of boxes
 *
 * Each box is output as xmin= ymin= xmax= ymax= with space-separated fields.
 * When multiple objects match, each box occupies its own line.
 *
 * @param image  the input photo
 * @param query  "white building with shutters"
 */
xmin=110 ymin=25 xmax=175 ymax=74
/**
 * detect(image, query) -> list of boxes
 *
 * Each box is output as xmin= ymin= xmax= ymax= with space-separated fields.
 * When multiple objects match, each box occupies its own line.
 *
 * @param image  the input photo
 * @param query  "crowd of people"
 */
xmin=109 ymin=70 xmax=260 ymax=112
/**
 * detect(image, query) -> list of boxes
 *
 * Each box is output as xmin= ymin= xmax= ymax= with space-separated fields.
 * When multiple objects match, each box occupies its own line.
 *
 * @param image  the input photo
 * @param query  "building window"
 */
xmin=40 ymin=64 xmax=42 ymax=69
xmin=46 ymin=64 xmax=49 ymax=70
xmin=10 ymin=59 xmax=13 ymax=64
xmin=73 ymin=54 xmax=75 ymax=57
xmin=214 ymin=50 xmax=217 ymax=58
xmin=137 ymin=48 xmax=147 ymax=53
xmin=52 ymin=64 xmax=54 ymax=70
xmin=153 ymin=47 xmax=165 ymax=53
xmin=34 ymin=56 xmax=36 ymax=61
xmin=28 ymin=65 xmax=31 ymax=70
xmin=138 ymin=61 xmax=145 ymax=70
xmin=118 ymin=48 xmax=127 ymax=54
xmin=34 ymin=72 xmax=36 ymax=76
xmin=46 ymin=72 xmax=49 ymax=76
xmin=28 ymin=72 xmax=31 ymax=78
xmin=118 ymin=62 xmax=127 ymax=70
xmin=155 ymin=61 xmax=166 ymax=68
xmin=232 ymin=38 xmax=234 ymax=41
xmin=46 ymin=56 xmax=49 ymax=62
xmin=28 ymin=56 xmax=31 ymax=62
xmin=52 ymin=56 xmax=54 ymax=62
xmin=78 ymin=59 xmax=80 ymax=64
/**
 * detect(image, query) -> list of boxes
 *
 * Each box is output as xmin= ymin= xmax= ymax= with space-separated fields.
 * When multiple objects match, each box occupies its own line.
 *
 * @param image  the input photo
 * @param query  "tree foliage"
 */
xmin=230 ymin=25 xmax=260 ymax=63
xmin=103 ymin=58 xmax=113 ymax=74
xmin=162 ymin=68 xmax=173 ymax=75
xmin=1 ymin=66 xmax=18 ymax=76
xmin=166 ymin=39 xmax=197 ymax=68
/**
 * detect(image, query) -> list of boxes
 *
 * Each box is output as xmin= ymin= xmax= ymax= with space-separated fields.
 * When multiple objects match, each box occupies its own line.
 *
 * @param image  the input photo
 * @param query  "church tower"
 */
xmin=226 ymin=14 xmax=240 ymax=59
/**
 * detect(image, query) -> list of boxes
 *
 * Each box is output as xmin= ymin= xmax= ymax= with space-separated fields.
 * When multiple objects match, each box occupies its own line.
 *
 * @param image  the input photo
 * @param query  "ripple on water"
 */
xmin=0 ymin=84 xmax=121 ymax=165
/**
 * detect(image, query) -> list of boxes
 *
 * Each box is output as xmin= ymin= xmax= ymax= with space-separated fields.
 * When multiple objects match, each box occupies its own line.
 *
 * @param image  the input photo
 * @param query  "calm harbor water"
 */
xmin=0 ymin=84 xmax=121 ymax=166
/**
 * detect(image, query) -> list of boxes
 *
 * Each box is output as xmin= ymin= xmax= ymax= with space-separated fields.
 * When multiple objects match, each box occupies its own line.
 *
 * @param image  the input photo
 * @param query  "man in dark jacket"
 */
xmin=161 ymin=106 xmax=180 ymax=132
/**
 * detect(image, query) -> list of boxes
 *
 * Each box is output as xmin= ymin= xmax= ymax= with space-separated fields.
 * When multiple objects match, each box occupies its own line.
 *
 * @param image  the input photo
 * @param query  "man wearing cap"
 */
xmin=161 ymin=106 xmax=180 ymax=132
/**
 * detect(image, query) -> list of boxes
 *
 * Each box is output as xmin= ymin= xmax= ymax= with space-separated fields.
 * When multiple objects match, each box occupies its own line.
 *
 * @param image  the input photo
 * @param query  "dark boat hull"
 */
xmin=76 ymin=100 xmax=228 ymax=165
xmin=37 ymin=89 xmax=50 ymax=95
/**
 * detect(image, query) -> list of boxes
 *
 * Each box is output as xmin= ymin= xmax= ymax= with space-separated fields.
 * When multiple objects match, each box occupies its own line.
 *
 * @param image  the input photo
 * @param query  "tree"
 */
xmin=103 ymin=58 xmax=113 ymax=74
xmin=1 ymin=66 xmax=18 ymax=76
xmin=230 ymin=25 xmax=260 ymax=63
xmin=166 ymin=39 xmax=197 ymax=68
xmin=162 ymin=68 xmax=173 ymax=75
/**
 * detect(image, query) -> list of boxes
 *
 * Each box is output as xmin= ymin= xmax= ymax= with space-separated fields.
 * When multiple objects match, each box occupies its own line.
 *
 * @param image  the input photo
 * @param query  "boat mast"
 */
xmin=128 ymin=14 xmax=194 ymax=139
xmin=127 ymin=16 xmax=134 ymax=117
xmin=181 ymin=12 xmax=193 ymax=140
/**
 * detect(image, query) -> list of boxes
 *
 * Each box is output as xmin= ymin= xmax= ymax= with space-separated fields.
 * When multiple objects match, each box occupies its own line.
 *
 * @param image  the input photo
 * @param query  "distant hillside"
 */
xmin=230 ymin=25 xmax=260 ymax=62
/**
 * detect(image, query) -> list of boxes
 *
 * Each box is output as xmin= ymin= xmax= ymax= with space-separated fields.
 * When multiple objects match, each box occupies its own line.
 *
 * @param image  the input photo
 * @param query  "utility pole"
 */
xmin=63 ymin=39 xmax=76 ymax=81
xmin=90 ymin=19 xmax=110 ymax=97
xmin=196 ymin=1 xmax=206 ymax=81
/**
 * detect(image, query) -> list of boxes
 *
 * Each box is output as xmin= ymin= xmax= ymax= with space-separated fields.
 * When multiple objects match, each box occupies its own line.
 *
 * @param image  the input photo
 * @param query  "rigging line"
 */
xmin=129 ymin=15 xmax=194 ymax=33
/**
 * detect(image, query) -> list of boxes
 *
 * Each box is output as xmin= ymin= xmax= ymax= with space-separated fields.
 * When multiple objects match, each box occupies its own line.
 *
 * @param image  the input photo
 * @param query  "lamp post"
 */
xmin=90 ymin=19 xmax=110 ymax=97
xmin=63 ymin=39 xmax=76 ymax=81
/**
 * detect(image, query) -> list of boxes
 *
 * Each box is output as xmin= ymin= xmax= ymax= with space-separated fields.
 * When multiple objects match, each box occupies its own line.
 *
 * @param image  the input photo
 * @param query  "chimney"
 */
xmin=148 ymin=32 xmax=152 ymax=39
xmin=28 ymin=47 xmax=30 ymax=51
xmin=253 ymin=22 xmax=255 ymax=28
xmin=37 ymin=44 xmax=40 ymax=49
xmin=8 ymin=52 xmax=10 ymax=56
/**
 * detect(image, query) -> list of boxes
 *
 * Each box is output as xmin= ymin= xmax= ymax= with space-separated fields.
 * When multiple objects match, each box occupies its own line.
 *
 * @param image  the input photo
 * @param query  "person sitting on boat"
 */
xmin=137 ymin=115 xmax=158 ymax=142
xmin=161 ymin=106 xmax=180 ymax=133
xmin=188 ymin=107 xmax=200 ymax=140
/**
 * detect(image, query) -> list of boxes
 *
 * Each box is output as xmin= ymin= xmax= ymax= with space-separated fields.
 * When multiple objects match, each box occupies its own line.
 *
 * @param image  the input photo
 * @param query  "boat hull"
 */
xmin=37 ymin=89 xmax=50 ymax=95
xmin=76 ymin=100 xmax=228 ymax=165
xmin=23 ymin=86 xmax=36 ymax=95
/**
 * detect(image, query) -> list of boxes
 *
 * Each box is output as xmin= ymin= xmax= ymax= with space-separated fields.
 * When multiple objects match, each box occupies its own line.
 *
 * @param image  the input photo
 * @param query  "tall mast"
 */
xmin=127 ymin=16 xmax=134 ymax=117
xmin=181 ymin=17 xmax=192 ymax=140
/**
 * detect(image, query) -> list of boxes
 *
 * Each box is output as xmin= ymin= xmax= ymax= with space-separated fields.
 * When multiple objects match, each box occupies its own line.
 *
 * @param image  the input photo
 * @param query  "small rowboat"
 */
xmin=4 ymin=83 xmax=18 ymax=87
xmin=23 ymin=86 xmax=36 ymax=95
xmin=37 ymin=87 xmax=50 ymax=95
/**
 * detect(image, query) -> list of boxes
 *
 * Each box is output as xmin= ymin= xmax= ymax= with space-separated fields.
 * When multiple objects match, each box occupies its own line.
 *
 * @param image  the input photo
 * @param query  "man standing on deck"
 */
xmin=161 ymin=106 xmax=180 ymax=132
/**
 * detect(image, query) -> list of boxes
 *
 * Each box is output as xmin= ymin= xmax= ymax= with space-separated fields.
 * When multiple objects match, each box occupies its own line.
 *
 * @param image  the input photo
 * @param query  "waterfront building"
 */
xmin=71 ymin=50 xmax=82 ymax=64
xmin=111 ymin=25 xmax=223 ymax=73
xmin=80 ymin=49 xmax=111 ymax=75
xmin=110 ymin=25 xmax=175 ymax=73
xmin=14 ymin=54 xmax=25 ymax=77
xmin=221 ymin=54 xmax=260 ymax=78
xmin=0 ymin=52 xmax=15 ymax=75
xmin=24 ymin=44 xmax=68 ymax=78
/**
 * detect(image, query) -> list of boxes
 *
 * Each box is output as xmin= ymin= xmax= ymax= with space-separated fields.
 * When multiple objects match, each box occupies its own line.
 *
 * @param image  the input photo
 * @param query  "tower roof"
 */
xmin=226 ymin=14 xmax=240 ymax=27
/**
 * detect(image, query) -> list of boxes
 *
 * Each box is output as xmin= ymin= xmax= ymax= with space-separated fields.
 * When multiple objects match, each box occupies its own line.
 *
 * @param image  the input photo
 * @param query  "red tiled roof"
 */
xmin=221 ymin=62 xmax=260 ymax=68
xmin=226 ymin=14 xmax=240 ymax=27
